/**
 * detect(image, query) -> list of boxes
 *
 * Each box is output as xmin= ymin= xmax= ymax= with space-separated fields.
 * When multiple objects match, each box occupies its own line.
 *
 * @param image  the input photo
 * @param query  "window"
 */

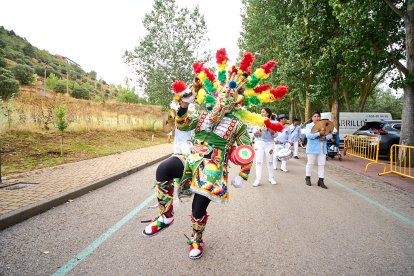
xmin=392 ymin=124 xmax=401 ymax=130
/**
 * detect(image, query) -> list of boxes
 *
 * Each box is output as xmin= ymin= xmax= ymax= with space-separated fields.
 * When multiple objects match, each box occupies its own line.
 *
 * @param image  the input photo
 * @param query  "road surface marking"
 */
xmin=52 ymin=193 xmax=156 ymax=276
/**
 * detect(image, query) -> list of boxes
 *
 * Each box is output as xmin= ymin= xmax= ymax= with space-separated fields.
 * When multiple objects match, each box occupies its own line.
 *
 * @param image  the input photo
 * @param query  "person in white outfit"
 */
xmin=289 ymin=118 xmax=301 ymax=159
xmin=305 ymin=111 xmax=333 ymax=189
xmin=252 ymin=108 xmax=277 ymax=186
xmin=273 ymin=114 xmax=292 ymax=172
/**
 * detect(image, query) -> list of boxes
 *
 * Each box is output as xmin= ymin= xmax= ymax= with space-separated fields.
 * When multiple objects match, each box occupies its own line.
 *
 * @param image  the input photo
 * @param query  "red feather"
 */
xmin=270 ymin=85 xmax=288 ymax=99
xmin=203 ymin=68 xmax=216 ymax=82
xmin=253 ymin=84 xmax=270 ymax=93
xmin=231 ymin=65 xmax=238 ymax=74
xmin=239 ymin=52 xmax=255 ymax=74
xmin=171 ymin=81 xmax=187 ymax=94
xmin=260 ymin=60 xmax=278 ymax=74
xmin=264 ymin=119 xmax=284 ymax=133
xmin=193 ymin=62 xmax=205 ymax=74
xmin=216 ymin=48 xmax=228 ymax=64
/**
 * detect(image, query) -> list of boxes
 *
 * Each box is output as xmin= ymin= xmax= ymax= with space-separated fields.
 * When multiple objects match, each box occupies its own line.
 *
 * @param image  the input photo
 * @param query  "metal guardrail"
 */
xmin=379 ymin=144 xmax=414 ymax=179
xmin=344 ymin=135 xmax=386 ymax=172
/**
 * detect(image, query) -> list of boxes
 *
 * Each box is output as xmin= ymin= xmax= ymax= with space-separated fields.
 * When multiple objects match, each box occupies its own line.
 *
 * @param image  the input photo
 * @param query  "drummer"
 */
xmin=304 ymin=111 xmax=333 ymax=189
xmin=273 ymin=114 xmax=292 ymax=172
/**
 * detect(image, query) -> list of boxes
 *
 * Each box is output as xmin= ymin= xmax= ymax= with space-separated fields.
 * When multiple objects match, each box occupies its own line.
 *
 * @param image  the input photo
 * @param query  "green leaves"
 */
xmin=54 ymin=104 xmax=69 ymax=132
xmin=124 ymin=0 xmax=211 ymax=109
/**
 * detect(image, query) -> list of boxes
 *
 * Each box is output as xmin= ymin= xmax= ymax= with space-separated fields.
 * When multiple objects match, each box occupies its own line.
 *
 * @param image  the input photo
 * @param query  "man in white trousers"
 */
xmin=273 ymin=114 xmax=292 ymax=172
xmin=289 ymin=118 xmax=301 ymax=159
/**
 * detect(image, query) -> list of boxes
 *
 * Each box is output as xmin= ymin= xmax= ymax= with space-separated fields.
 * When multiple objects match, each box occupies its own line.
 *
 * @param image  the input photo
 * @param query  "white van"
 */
xmin=321 ymin=112 xmax=393 ymax=140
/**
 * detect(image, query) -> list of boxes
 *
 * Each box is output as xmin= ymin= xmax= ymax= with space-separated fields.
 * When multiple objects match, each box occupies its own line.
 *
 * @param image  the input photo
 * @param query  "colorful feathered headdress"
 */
xmin=172 ymin=49 xmax=288 ymax=127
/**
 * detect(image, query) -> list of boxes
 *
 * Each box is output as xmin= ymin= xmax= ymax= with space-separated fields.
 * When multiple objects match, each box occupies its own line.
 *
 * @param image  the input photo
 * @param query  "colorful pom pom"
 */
xmin=260 ymin=60 xmax=278 ymax=74
xmin=270 ymin=86 xmax=288 ymax=99
xmin=171 ymin=80 xmax=187 ymax=94
xmin=264 ymin=119 xmax=284 ymax=133
xmin=253 ymin=84 xmax=271 ymax=93
xmin=228 ymin=80 xmax=237 ymax=89
xmin=239 ymin=52 xmax=255 ymax=75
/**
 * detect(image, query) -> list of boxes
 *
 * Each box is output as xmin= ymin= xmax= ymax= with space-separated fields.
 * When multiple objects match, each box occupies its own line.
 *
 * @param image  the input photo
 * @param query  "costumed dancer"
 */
xmin=252 ymin=107 xmax=277 ymax=186
xmin=142 ymin=49 xmax=287 ymax=260
xmin=305 ymin=111 xmax=333 ymax=188
xmin=273 ymin=114 xmax=291 ymax=172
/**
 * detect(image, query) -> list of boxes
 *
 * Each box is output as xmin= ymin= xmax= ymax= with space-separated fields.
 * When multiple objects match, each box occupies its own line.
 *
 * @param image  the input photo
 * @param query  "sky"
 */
xmin=1 ymin=0 xmax=243 ymax=87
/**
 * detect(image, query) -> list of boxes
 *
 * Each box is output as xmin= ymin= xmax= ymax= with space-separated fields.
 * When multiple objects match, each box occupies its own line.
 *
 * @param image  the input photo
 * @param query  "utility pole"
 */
xmin=66 ymin=71 xmax=69 ymax=94
xmin=44 ymin=67 xmax=46 ymax=95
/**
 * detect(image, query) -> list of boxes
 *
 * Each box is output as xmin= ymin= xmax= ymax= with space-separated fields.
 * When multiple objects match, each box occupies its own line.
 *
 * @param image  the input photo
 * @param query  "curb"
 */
xmin=0 ymin=154 xmax=172 ymax=230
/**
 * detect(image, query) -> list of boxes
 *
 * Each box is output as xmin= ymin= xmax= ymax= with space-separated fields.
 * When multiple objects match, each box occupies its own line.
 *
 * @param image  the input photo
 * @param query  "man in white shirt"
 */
xmin=273 ymin=114 xmax=292 ymax=172
xmin=289 ymin=118 xmax=301 ymax=159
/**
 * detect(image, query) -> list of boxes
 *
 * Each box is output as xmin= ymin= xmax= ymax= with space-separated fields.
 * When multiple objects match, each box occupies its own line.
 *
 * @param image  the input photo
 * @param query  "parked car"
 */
xmin=352 ymin=120 xmax=401 ymax=156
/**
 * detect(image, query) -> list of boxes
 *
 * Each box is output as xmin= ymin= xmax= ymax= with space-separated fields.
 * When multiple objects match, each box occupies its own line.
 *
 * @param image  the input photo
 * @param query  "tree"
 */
xmin=71 ymin=86 xmax=90 ymax=100
xmin=54 ymin=104 xmax=69 ymax=157
xmin=12 ymin=64 xmax=35 ymax=85
xmin=383 ymin=0 xmax=414 ymax=151
xmin=0 ymin=68 xmax=19 ymax=101
xmin=330 ymin=0 xmax=413 ymax=162
xmin=116 ymin=85 xmax=140 ymax=104
xmin=124 ymin=0 xmax=211 ymax=110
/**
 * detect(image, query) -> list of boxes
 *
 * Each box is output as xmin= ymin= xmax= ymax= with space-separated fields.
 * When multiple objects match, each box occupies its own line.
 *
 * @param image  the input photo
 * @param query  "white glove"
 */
xmin=231 ymin=175 xmax=244 ymax=188
xmin=181 ymin=89 xmax=195 ymax=103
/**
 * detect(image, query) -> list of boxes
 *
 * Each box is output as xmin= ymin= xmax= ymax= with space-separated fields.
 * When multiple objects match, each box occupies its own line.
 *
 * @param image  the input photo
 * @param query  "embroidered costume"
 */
xmin=142 ymin=49 xmax=288 ymax=259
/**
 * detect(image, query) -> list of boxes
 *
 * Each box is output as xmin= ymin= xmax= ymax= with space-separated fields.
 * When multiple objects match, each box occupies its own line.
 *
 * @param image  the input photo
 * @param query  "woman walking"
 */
xmin=252 ymin=107 xmax=277 ymax=186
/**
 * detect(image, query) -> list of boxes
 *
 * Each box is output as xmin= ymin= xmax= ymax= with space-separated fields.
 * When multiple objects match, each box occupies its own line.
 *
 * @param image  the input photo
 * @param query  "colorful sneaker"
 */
xmin=188 ymin=238 xmax=204 ymax=259
xmin=142 ymin=215 xmax=173 ymax=237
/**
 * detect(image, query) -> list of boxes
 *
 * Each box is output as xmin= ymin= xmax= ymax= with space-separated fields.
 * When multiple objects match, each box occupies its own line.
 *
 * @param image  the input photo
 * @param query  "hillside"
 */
xmin=0 ymin=26 xmax=124 ymax=101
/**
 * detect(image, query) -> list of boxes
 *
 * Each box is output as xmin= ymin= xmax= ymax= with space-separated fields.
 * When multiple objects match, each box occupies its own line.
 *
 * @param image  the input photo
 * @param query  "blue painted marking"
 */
xmin=52 ymin=193 xmax=156 ymax=276
xmin=325 ymin=175 xmax=414 ymax=227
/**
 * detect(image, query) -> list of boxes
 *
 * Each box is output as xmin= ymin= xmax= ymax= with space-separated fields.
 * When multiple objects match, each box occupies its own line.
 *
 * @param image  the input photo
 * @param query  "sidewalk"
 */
xmin=324 ymin=153 xmax=414 ymax=193
xmin=0 ymin=144 xmax=173 ymax=230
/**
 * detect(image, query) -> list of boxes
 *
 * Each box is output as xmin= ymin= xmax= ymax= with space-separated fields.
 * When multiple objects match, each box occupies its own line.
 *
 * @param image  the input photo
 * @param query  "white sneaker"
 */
xmin=269 ymin=178 xmax=277 ymax=185
xmin=252 ymin=179 xmax=260 ymax=187
xmin=281 ymin=168 xmax=288 ymax=172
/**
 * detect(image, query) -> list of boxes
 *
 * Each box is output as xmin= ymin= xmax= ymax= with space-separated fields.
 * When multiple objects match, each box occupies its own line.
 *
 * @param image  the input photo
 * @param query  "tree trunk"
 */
xmin=289 ymin=94 xmax=294 ymax=121
xmin=60 ymin=132 xmax=63 ymax=157
xmin=305 ymin=94 xmax=311 ymax=122
xmin=331 ymin=79 xmax=340 ymax=132
xmin=357 ymin=70 xmax=375 ymax=112
xmin=342 ymin=85 xmax=351 ymax=111
xmin=400 ymin=3 xmax=414 ymax=166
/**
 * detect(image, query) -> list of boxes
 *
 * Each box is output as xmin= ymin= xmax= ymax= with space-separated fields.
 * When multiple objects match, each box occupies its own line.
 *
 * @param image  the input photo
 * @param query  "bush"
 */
xmin=35 ymin=66 xmax=45 ymax=76
xmin=0 ymin=68 xmax=19 ymax=101
xmin=12 ymin=64 xmax=35 ymax=85
xmin=0 ymin=57 xmax=7 ymax=68
xmin=45 ymin=73 xmax=59 ymax=90
xmin=54 ymin=81 xmax=67 ymax=93
xmin=116 ymin=87 xmax=140 ymax=104
xmin=71 ymin=86 xmax=90 ymax=99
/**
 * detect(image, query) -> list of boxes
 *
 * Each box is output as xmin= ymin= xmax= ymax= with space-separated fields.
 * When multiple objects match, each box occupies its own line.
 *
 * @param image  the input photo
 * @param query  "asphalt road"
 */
xmin=1 ymin=158 xmax=413 ymax=275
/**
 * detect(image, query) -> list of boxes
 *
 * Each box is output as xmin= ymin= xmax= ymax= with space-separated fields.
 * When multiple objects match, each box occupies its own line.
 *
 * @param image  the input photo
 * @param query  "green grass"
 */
xmin=0 ymin=129 xmax=166 ymax=175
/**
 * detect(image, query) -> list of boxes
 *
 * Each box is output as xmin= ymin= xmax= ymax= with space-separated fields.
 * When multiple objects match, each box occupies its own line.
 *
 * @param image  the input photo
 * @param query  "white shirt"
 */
xmin=289 ymin=124 xmax=301 ymax=142
xmin=174 ymin=128 xmax=193 ymax=155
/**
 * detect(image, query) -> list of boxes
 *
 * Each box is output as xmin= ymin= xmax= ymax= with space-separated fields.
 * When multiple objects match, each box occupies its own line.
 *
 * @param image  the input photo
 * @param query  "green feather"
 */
xmin=204 ymin=79 xmax=215 ymax=93
xmin=245 ymin=75 xmax=260 ymax=89
xmin=218 ymin=71 xmax=226 ymax=83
